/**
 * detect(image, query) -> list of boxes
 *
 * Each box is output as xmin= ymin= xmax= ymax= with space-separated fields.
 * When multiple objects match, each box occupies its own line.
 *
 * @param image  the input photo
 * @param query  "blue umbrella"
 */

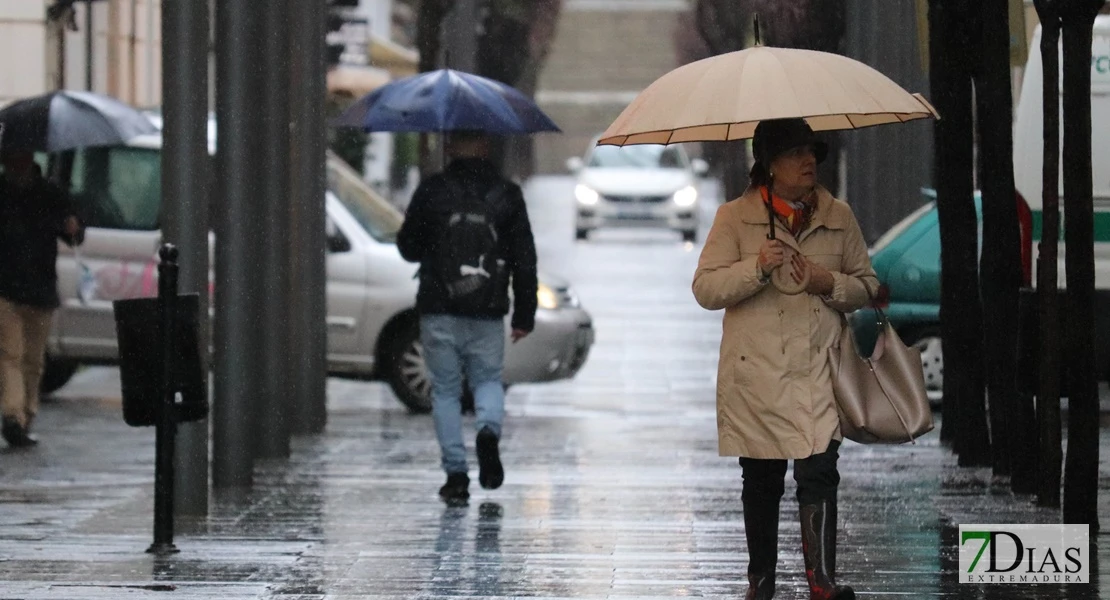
xmin=333 ymin=69 xmax=560 ymax=134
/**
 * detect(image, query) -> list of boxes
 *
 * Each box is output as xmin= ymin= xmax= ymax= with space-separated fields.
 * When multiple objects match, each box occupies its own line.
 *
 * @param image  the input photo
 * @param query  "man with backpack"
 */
xmin=397 ymin=130 xmax=538 ymax=505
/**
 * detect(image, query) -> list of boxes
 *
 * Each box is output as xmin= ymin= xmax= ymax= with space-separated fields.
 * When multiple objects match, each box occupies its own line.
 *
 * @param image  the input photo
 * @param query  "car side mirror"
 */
xmin=691 ymin=158 xmax=709 ymax=176
xmin=326 ymin=219 xmax=350 ymax=253
xmin=566 ymin=156 xmax=584 ymax=173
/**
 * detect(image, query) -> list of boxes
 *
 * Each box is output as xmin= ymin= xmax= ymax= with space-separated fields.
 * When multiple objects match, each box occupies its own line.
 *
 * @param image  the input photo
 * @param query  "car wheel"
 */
xmin=902 ymin=328 xmax=943 ymax=403
xmin=575 ymin=228 xmax=589 ymax=241
xmin=383 ymin=320 xmax=433 ymax=414
xmin=40 ymin=355 xmax=78 ymax=396
xmin=681 ymin=229 xmax=697 ymax=243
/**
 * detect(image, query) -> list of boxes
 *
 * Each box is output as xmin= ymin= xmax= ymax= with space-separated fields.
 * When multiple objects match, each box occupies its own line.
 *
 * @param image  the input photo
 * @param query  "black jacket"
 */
xmin=0 ymin=175 xmax=82 ymax=309
xmin=397 ymin=158 xmax=538 ymax=332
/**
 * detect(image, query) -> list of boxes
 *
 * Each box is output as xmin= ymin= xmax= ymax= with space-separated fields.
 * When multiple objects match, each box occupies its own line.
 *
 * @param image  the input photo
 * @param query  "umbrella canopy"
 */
xmin=0 ymin=90 xmax=157 ymax=153
xmin=598 ymin=45 xmax=938 ymax=146
xmin=333 ymin=68 xmax=560 ymax=135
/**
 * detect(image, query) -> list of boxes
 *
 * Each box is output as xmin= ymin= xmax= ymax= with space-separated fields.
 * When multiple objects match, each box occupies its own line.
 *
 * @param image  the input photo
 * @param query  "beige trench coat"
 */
xmin=692 ymin=186 xmax=878 ymax=459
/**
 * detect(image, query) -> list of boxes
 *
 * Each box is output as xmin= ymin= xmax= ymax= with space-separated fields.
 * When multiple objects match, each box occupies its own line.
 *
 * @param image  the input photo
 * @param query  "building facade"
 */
xmin=533 ymin=0 xmax=685 ymax=174
xmin=0 ymin=0 xmax=163 ymax=108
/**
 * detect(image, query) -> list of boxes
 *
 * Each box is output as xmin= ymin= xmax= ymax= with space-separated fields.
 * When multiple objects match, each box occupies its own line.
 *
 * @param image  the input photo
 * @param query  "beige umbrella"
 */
xmin=599 ymin=44 xmax=939 ymax=295
xmin=598 ymin=45 xmax=939 ymax=147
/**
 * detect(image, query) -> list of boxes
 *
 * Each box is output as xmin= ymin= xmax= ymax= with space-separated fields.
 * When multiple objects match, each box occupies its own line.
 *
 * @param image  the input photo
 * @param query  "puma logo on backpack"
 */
xmin=459 ymin=254 xmax=491 ymax=279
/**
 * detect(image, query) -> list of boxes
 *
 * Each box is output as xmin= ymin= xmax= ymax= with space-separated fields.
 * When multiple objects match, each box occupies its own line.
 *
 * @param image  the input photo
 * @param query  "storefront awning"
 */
xmin=327 ymin=64 xmax=391 ymax=97
xmin=370 ymin=33 xmax=418 ymax=78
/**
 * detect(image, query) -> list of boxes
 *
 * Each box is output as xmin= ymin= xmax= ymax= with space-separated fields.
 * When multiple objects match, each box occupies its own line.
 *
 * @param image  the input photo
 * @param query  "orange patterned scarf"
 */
xmin=760 ymin=186 xmax=815 ymax=238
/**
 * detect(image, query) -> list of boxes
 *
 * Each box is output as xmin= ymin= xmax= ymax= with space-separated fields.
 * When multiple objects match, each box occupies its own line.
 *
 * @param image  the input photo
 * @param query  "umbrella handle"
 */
xmin=762 ymin=174 xmax=812 ymax=295
xmin=764 ymin=173 xmax=776 ymax=241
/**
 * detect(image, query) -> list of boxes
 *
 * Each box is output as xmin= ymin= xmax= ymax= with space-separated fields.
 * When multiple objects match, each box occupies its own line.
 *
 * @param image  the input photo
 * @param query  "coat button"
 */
xmin=740 ymin=356 xmax=746 ymax=361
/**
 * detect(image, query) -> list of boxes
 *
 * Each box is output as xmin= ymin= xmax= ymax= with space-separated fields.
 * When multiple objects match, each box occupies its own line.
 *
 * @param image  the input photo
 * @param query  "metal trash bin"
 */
xmin=113 ymin=293 xmax=207 ymax=426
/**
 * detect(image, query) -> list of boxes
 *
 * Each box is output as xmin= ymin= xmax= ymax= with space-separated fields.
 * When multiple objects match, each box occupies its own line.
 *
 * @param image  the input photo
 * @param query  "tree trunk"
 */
xmin=500 ymin=65 xmax=541 ymax=181
xmin=753 ymin=0 xmax=846 ymax=197
xmin=974 ymin=0 xmax=1020 ymax=480
xmin=691 ymin=1 xmax=750 ymax=202
xmin=689 ymin=0 xmax=846 ymax=201
xmin=1060 ymin=0 xmax=1104 ymax=531
xmin=1034 ymin=0 xmax=1063 ymax=509
xmin=929 ymin=0 xmax=990 ymax=463
xmin=817 ymin=132 xmax=842 ymax=199
xmin=711 ymin=141 xmax=750 ymax=202
xmin=414 ymin=0 xmax=454 ymax=175
xmin=478 ymin=0 xmax=563 ymax=179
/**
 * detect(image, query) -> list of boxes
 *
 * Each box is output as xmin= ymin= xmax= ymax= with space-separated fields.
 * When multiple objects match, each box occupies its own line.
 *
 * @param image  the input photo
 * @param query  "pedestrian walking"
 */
xmin=0 ymin=149 xmax=84 ymax=448
xmin=396 ymin=131 xmax=538 ymax=505
xmin=692 ymin=119 xmax=878 ymax=600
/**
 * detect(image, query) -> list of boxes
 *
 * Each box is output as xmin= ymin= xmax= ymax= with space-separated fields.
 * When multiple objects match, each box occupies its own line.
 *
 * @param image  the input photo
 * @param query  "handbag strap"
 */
xmin=835 ymin=280 xmax=886 ymax=331
xmin=861 ymin=281 xmax=887 ymax=328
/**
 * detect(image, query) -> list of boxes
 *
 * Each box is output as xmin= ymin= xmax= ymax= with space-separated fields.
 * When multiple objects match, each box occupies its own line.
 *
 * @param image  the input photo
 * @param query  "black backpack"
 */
xmin=428 ymin=176 xmax=510 ymax=314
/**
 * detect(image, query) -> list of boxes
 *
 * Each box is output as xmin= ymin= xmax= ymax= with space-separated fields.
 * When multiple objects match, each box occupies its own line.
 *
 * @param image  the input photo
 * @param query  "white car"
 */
xmin=40 ymin=126 xmax=595 ymax=413
xmin=567 ymin=138 xmax=708 ymax=242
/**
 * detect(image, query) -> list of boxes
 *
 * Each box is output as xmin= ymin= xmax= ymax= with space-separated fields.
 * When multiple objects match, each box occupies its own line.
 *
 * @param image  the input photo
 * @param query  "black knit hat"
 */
xmin=752 ymin=118 xmax=828 ymax=167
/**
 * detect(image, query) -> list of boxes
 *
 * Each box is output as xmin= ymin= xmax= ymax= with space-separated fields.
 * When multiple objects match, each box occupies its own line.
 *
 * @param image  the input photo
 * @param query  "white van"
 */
xmin=40 ymin=124 xmax=595 ymax=413
xmin=1013 ymin=15 xmax=1110 ymax=288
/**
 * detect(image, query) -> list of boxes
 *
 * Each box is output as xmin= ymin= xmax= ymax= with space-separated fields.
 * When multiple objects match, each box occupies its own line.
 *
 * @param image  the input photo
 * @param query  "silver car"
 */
xmin=42 ymin=132 xmax=594 ymax=413
xmin=567 ymin=138 xmax=708 ymax=242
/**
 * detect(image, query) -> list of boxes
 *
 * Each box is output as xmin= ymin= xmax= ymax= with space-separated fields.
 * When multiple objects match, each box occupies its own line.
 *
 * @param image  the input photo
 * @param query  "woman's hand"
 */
xmin=790 ymin=253 xmax=834 ymax=296
xmin=62 ymin=215 xmax=83 ymax=247
xmin=757 ymin=239 xmax=786 ymax=277
xmin=64 ymin=216 xmax=80 ymax=239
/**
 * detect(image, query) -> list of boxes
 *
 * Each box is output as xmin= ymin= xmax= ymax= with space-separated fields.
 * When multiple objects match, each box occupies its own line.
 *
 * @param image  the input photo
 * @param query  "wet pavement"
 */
xmin=2 ymin=177 xmax=1108 ymax=598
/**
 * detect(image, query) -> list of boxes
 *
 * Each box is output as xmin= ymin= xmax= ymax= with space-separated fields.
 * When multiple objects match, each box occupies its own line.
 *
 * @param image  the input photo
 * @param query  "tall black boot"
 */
xmin=742 ymin=496 xmax=779 ymax=600
xmin=800 ymin=500 xmax=854 ymax=600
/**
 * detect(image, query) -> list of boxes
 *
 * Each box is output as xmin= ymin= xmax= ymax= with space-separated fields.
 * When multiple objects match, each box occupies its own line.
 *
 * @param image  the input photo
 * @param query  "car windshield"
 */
xmin=325 ymin=153 xmax=403 ymax=243
xmin=67 ymin=146 xmax=163 ymax=230
xmin=587 ymin=144 xmax=687 ymax=169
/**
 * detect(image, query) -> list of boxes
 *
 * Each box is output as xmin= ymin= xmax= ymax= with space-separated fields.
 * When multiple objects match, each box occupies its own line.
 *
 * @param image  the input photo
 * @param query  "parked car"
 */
xmin=851 ymin=189 xmax=1110 ymax=403
xmin=39 ymin=127 xmax=595 ymax=413
xmin=567 ymin=137 xmax=708 ymax=242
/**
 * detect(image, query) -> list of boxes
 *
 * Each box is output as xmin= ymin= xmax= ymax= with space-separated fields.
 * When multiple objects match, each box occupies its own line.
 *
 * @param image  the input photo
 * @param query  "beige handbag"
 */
xmin=828 ymin=305 xmax=934 ymax=444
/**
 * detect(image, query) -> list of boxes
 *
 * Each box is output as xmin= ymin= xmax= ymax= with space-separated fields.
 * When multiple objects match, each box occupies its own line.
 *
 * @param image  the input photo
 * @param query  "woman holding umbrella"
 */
xmin=692 ymin=118 xmax=877 ymax=600
xmin=599 ymin=36 xmax=937 ymax=599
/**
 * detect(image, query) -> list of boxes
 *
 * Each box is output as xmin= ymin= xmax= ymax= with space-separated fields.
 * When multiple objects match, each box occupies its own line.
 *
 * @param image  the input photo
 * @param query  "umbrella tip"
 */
xmin=753 ymin=15 xmax=763 ymax=46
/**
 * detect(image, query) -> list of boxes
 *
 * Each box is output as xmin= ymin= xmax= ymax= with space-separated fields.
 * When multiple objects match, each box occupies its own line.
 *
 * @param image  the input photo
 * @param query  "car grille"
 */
xmin=603 ymin=194 xmax=670 ymax=204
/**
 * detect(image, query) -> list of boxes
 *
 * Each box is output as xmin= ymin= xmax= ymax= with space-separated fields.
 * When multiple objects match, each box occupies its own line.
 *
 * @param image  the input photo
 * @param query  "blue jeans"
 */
xmin=420 ymin=314 xmax=505 ymax=475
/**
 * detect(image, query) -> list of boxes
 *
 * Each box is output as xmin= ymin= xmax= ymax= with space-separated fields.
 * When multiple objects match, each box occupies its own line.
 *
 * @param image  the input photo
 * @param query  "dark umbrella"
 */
xmin=333 ymin=69 xmax=560 ymax=134
xmin=0 ymin=90 xmax=158 ymax=153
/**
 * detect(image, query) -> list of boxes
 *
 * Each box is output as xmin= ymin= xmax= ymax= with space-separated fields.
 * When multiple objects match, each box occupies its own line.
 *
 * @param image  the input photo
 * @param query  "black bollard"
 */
xmin=148 ymin=244 xmax=180 ymax=555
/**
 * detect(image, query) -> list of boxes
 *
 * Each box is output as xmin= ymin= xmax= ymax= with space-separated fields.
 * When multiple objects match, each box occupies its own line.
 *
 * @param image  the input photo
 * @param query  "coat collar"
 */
xmin=734 ymin=185 xmax=846 ymax=249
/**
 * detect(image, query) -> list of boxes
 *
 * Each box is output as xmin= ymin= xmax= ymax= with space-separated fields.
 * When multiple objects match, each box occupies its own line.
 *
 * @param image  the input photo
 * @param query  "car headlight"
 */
xmin=673 ymin=185 xmax=698 ymax=207
xmin=575 ymin=184 xmax=600 ymax=205
xmin=537 ymin=283 xmax=559 ymax=310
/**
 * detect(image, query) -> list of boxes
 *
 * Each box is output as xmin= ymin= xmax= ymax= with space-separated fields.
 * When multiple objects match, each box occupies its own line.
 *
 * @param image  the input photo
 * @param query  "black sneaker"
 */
xmin=476 ymin=427 xmax=504 ymax=490
xmin=2 ymin=418 xmax=37 ymax=448
xmin=439 ymin=472 xmax=470 ymax=505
